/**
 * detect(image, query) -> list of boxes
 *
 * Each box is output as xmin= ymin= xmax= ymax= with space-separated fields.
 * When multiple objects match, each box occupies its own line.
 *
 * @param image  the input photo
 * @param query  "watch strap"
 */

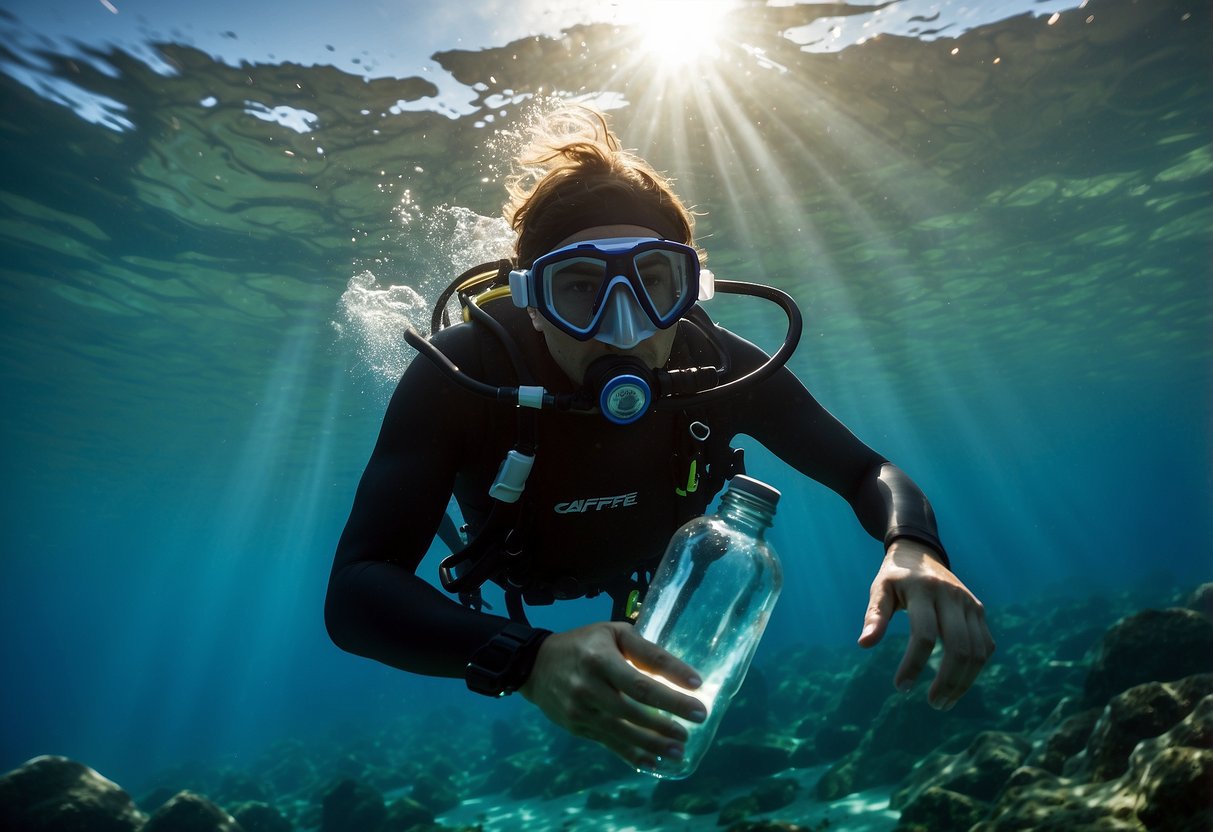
xmin=465 ymin=622 xmax=552 ymax=697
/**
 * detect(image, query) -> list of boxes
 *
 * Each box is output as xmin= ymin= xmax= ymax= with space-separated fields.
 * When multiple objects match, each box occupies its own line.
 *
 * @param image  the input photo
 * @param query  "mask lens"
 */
xmin=543 ymin=256 xmax=607 ymax=329
xmin=634 ymin=249 xmax=688 ymax=321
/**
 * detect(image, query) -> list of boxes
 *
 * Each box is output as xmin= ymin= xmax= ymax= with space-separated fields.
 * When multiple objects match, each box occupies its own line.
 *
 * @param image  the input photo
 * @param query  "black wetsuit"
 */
xmin=326 ymin=300 xmax=946 ymax=679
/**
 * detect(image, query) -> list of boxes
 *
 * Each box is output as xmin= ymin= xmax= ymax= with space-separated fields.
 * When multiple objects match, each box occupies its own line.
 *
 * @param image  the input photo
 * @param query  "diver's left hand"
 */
xmin=858 ymin=539 xmax=995 ymax=710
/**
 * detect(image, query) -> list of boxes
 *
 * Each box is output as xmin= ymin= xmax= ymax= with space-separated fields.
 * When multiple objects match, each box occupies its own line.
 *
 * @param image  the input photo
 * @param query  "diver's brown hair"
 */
xmin=504 ymin=108 xmax=695 ymax=266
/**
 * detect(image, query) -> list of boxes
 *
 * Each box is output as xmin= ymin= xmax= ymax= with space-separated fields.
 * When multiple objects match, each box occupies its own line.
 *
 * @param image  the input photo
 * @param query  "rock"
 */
xmin=409 ymin=771 xmax=460 ymax=814
xmin=751 ymin=777 xmax=800 ymax=812
xmin=895 ymin=786 xmax=987 ymax=832
xmin=140 ymin=786 xmax=182 ymax=813
xmin=892 ymin=731 xmax=1029 ymax=810
xmin=829 ymin=640 xmax=904 ymax=728
xmin=0 ymin=756 xmax=146 ymax=832
xmin=718 ymin=795 xmax=760 ymax=826
xmin=320 ymin=779 xmax=385 ymax=832
xmin=971 ymin=767 xmax=1143 ymax=831
xmin=1185 ymin=583 xmax=1213 ymax=619
xmin=652 ymin=774 xmax=724 ymax=811
xmin=1066 ymin=675 xmax=1213 ymax=781
xmin=143 ymin=791 xmax=243 ymax=831
xmin=973 ymin=693 xmax=1213 ymax=831
xmin=1128 ymin=694 xmax=1213 ymax=830
xmin=1024 ymin=704 xmax=1101 ymax=775
xmin=546 ymin=757 xmax=614 ymax=799
xmin=217 ymin=770 xmax=271 ymax=805
xmin=616 ymin=786 xmax=647 ymax=808
xmin=719 ymin=667 xmax=772 ymax=737
xmin=805 ymin=722 xmax=862 ymax=763
xmin=698 ymin=732 xmax=795 ymax=781
xmin=671 ymin=792 xmax=720 ymax=814
xmin=473 ymin=754 xmax=529 ymax=797
xmin=816 ymin=687 xmax=984 ymax=800
xmin=255 ymin=740 xmax=317 ymax=798
xmin=1133 ymin=745 xmax=1213 ymax=832
xmin=229 ymin=801 xmax=293 ymax=832
xmin=496 ymin=736 xmax=615 ymax=800
xmin=584 ymin=790 xmax=613 ymax=810
xmin=1082 ymin=608 xmax=1213 ymax=707
xmin=382 ymin=795 xmax=433 ymax=831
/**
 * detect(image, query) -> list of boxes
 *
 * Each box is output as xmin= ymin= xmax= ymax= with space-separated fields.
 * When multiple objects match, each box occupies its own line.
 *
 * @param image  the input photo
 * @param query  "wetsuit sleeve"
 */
xmin=722 ymin=331 xmax=950 ymax=567
xmin=324 ymin=331 xmax=539 ymax=677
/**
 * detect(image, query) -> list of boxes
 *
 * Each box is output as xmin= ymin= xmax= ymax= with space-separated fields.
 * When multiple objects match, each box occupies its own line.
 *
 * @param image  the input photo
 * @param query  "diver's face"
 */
xmin=527 ymin=224 xmax=680 ymax=386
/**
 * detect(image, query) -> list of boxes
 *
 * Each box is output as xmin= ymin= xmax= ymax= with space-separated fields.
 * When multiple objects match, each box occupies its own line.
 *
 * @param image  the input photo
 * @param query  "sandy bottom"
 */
xmin=439 ymin=765 xmax=899 ymax=832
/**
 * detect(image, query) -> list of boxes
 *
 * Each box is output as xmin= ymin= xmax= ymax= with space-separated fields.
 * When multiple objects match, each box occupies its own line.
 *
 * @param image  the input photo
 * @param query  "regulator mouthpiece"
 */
xmin=584 ymin=355 xmax=656 ymax=425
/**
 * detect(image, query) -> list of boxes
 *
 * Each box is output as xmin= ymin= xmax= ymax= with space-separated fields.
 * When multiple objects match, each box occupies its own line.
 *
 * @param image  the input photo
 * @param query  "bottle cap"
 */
xmin=727 ymin=475 xmax=781 ymax=510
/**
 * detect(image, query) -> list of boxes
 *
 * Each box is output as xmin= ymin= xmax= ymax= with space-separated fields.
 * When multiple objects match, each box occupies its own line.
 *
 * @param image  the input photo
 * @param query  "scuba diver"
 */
xmin=325 ymin=108 xmax=994 ymax=770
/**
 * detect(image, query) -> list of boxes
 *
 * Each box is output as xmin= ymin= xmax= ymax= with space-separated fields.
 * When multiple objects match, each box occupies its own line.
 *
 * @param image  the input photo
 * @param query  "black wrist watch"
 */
xmin=465 ymin=622 xmax=551 ymax=698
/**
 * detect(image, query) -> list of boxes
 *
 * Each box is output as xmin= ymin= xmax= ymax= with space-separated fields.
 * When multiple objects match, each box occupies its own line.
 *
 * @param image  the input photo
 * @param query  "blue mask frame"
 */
xmin=509 ymin=237 xmax=704 ymax=348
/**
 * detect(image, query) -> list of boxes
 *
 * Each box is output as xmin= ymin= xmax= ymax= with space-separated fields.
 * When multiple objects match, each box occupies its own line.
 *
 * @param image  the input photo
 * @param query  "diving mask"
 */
xmin=509 ymin=237 xmax=715 ymax=349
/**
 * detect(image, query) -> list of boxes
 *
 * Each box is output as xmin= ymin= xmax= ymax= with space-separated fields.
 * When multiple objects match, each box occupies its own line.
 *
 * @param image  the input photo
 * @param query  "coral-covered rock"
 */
xmin=895 ymin=786 xmax=987 ymax=832
xmin=1024 ymin=702 xmax=1101 ymax=775
xmin=971 ymin=767 xmax=1143 ymax=831
xmin=143 ymin=791 xmax=243 ymax=831
xmin=892 ymin=731 xmax=1029 ymax=809
xmin=1082 ymin=609 xmax=1213 ymax=707
xmin=1127 ymin=695 xmax=1213 ymax=831
xmin=974 ymin=691 xmax=1213 ymax=831
xmin=1066 ymin=675 xmax=1213 ymax=781
xmin=0 ymin=756 xmax=146 ymax=832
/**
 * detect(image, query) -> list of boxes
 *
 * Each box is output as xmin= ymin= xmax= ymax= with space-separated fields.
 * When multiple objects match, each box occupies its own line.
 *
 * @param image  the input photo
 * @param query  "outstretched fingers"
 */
xmin=907 ymin=583 xmax=995 ymax=709
xmin=928 ymin=594 xmax=972 ymax=708
xmin=895 ymin=597 xmax=939 ymax=695
xmin=933 ymin=594 xmax=995 ymax=707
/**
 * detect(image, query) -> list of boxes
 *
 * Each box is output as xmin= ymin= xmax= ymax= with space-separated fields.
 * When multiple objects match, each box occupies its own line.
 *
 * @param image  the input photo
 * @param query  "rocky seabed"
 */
xmin=3 ymin=583 xmax=1211 ymax=832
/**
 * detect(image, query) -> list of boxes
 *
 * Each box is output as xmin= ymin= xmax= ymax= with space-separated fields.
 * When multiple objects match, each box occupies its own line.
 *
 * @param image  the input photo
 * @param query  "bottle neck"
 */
xmin=719 ymin=488 xmax=776 ymax=538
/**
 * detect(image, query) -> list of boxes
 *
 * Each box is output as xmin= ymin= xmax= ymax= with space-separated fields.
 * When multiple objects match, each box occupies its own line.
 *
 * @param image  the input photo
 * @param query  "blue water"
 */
xmin=0 ymin=0 xmax=1209 ymax=804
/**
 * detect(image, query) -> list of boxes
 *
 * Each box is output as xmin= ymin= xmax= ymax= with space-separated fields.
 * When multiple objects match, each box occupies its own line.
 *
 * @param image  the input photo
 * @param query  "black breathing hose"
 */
xmin=405 ymin=278 xmax=802 ymax=414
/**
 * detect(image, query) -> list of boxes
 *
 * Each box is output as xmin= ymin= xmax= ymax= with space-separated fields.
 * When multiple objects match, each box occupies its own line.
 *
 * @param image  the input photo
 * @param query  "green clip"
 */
xmin=674 ymin=459 xmax=699 ymax=497
xmin=624 ymin=589 xmax=642 ymax=622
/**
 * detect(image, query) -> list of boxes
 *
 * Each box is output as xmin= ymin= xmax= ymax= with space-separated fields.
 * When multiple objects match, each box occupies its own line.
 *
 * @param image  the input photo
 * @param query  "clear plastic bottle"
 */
xmin=632 ymin=474 xmax=783 ymax=779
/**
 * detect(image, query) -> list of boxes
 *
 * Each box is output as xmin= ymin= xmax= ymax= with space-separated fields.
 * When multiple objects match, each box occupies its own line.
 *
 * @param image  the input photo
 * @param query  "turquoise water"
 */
xmin=0 ymin=0 xmax=1208 ymax=812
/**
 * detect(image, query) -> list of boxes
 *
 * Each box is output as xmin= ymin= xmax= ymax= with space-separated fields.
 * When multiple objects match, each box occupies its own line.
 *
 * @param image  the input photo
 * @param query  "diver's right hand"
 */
xmin=519 ymin=621 xmax=706 ymax=768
